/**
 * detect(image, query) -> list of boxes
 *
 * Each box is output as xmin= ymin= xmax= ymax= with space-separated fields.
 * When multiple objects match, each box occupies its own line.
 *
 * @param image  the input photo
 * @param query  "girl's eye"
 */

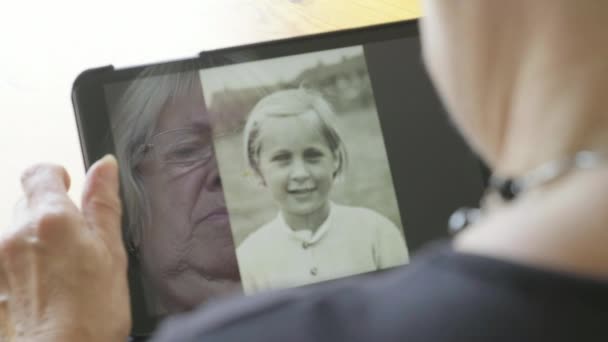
xmin=271 ymin=153 xmax=291 ymax=163
xmin=303 ymin=149 xmax=324 ymax=160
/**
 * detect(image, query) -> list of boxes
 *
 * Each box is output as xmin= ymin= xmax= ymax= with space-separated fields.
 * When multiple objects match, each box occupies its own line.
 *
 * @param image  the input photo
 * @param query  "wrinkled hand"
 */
xmin=0 ymin=156 xmax=131 ymax=342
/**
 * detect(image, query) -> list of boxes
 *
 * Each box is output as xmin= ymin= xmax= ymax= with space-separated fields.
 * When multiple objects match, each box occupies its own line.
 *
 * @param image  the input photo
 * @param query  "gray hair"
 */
xmin=243 ymin=88 xmax=348 ymax=180
xmin=110 ymin=66 xmax=200 ymax=252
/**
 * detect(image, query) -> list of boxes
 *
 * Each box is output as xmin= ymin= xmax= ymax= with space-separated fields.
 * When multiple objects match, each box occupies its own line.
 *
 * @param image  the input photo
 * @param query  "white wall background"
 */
xmin=0 ymin=0 xmax=419 ymax=229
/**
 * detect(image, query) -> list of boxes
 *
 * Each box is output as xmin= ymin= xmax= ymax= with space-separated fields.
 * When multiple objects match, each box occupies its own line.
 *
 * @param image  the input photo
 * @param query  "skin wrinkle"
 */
xmin=30 ymin=240 xmax=41 ymax=323
xmin=9 ymin=219 xmax=49 ymax=336
xmin=171 ymin=210 xmax=235 ymax=283
xmin=157 ymin=192 xmax=195 ymax=278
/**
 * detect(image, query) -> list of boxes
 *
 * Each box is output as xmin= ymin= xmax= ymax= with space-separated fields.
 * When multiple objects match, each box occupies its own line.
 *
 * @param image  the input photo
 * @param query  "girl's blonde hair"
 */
xmin=243 ymin=88 xmax=348 ymax=180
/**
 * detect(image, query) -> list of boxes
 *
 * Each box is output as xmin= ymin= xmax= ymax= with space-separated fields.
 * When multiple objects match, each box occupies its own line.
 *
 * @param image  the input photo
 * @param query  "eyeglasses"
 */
xmin=141 ymin=127 xmax=214 ymax=167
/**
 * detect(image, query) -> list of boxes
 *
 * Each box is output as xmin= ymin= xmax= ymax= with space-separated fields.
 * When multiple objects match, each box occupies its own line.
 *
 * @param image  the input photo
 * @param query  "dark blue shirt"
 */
xmin=151 ymin=242 xmax=608 ymax=341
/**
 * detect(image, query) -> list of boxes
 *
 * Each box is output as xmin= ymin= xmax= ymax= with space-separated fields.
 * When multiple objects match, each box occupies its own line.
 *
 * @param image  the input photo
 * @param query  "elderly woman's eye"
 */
xmin=166 ymin=144 xmax=203 ymax=162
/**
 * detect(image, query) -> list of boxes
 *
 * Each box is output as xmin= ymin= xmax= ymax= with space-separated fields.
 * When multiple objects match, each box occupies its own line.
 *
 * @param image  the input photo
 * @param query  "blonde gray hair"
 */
xmin=243 ymin=88 xmax=348 ymax=180
xmin=110 ymin=66 xmax=200 ymax=252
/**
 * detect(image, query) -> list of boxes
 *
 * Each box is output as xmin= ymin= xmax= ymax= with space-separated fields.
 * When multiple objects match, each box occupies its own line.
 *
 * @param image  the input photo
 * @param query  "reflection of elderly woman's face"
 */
xmin=137 ymin=79 xmax=240 ymax=312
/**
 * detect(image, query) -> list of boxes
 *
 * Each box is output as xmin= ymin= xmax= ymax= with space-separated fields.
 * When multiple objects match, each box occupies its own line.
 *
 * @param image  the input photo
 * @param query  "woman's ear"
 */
xmin=127 ymin=225 xmax=142 ymax=257
xmin=244 ymin=168 xmax=266 ymax=187
xmin=258 ymin=175 xmax=267 ymax=187
xmin=254 ymin=165 xmax=267 ymax=186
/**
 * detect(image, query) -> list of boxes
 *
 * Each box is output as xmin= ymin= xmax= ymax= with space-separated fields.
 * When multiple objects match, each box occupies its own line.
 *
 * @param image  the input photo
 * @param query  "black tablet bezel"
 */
xmin=72 ymin=20 xmax=418 ymax=164
xmin=72 ymin=19 xmax=487 ymax=338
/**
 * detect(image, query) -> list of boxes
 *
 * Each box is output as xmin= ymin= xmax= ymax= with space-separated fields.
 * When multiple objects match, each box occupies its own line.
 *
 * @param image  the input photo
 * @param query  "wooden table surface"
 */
xmin=200 ymin=0 xmax=421 ymax=48
xmin=0 ymin=0 xmax=422 ymax=228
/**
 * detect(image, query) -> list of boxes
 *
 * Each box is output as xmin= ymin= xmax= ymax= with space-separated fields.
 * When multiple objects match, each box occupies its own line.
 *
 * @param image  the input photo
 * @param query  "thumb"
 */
xmin=81 ymin=155 xmax=123 ymax=250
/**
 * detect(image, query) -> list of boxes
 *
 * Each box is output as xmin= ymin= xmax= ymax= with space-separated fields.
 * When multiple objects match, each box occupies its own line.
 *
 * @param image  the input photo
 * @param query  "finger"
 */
xmin=17 ymin=175 xmax=79 ymax=247
xmin=0 ymin=236 xmax=35 ymax=325
xmin=0 ymin=295 xmax=13 ymax=341
xmin=81 ymin=155 xmax=123 ymax=252
xmin=0 ymin=258 xmax=8 ymax=314
xmin=21 ymin=164 xmax=71 ymax=207
xmin=0 ymin=237 xmax=23 ymax=341
xmin=4 ymin=198 xmax=27 ymax=238
xmin=0 ymin=199 xmax=26 ymax=242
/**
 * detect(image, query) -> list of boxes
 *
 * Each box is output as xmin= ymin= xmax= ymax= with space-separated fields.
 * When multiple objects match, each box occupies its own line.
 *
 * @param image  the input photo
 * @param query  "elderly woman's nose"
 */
xmin=202 ymin=161 xmax=223 ymax=191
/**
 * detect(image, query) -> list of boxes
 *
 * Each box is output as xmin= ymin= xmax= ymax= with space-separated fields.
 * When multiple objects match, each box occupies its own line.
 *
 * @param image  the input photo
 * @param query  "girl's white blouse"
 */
xmin=236 ymin=203 xmax=409 ymax=294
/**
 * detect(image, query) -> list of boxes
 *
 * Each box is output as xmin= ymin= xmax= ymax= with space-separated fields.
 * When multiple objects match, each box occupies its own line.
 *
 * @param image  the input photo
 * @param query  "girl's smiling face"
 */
xmin=258 ymin=110 xmax=339 ymax=218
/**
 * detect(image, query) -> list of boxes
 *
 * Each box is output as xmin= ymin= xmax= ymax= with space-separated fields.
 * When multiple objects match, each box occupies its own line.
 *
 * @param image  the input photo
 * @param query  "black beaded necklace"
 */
xmin=448 ymin=150 xmax=608 ymax=235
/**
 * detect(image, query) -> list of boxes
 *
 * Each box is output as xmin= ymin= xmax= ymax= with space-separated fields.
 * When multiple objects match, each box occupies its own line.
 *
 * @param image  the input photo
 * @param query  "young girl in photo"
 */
xmin=237 ymin=88 xmax=409 ymax=294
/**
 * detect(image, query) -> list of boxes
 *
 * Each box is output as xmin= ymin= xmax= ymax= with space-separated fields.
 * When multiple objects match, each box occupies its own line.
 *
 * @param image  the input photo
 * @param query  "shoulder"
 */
xmin=237 ymin=217 xmax=281 ymax=256
xmin=151 ymin=242 xmax=608 ymax=342
xmin=332 ymin=203 xmax=398 ymax=230
xmin=332 ymin=203 xmax=379 ymax=218
xmin=150 ymin=245 xmax=449 ymax=342
xmin=150 ymin=265 xmax=406 ymax=342
xmin=147 ymin=243 xmax=447 ymax=341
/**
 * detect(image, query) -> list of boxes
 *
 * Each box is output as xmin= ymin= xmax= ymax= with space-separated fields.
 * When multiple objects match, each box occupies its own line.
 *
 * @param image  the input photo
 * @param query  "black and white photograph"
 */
xmin=200 ymin=46 xmax=409 ymax=294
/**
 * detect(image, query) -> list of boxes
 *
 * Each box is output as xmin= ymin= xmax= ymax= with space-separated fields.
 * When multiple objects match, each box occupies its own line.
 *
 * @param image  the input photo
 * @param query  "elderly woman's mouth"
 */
xmin=197 ymin=207 xmax=230 ymax=223
xmin=168 ymin=256 xmax=240 ymax=282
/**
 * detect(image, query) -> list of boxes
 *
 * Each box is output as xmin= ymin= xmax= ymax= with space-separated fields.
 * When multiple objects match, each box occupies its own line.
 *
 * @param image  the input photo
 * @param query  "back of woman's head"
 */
xmin=420 ymin=1 xmax=608 ymax=169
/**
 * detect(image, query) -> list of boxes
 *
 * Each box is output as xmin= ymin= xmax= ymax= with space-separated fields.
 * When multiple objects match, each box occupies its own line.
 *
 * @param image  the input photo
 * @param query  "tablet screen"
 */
xmin=92 ymin=22 xmax=485 ymax=334
xmin=201 ymin=45 xmax=409 ymax=294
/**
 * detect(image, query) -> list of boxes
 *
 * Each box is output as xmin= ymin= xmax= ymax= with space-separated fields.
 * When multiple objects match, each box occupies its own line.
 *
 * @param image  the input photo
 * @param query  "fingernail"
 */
xmin=96 ymin=154 xmax=118 ymax=183
xmin=101 ymin=154 xmax=117 ymax=165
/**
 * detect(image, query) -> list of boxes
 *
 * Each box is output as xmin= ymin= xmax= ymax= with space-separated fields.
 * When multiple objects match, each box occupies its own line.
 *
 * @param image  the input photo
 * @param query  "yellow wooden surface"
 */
xmin=0 ymin=0 xmax=421 ymax=229
xmin=200 ymin=0 xmax=421 ymax=48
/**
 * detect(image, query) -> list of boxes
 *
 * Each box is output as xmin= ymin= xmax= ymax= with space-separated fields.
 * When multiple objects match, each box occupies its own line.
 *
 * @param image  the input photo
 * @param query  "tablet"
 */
xmin=72 ymin=19 xmax=487 ymax=337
